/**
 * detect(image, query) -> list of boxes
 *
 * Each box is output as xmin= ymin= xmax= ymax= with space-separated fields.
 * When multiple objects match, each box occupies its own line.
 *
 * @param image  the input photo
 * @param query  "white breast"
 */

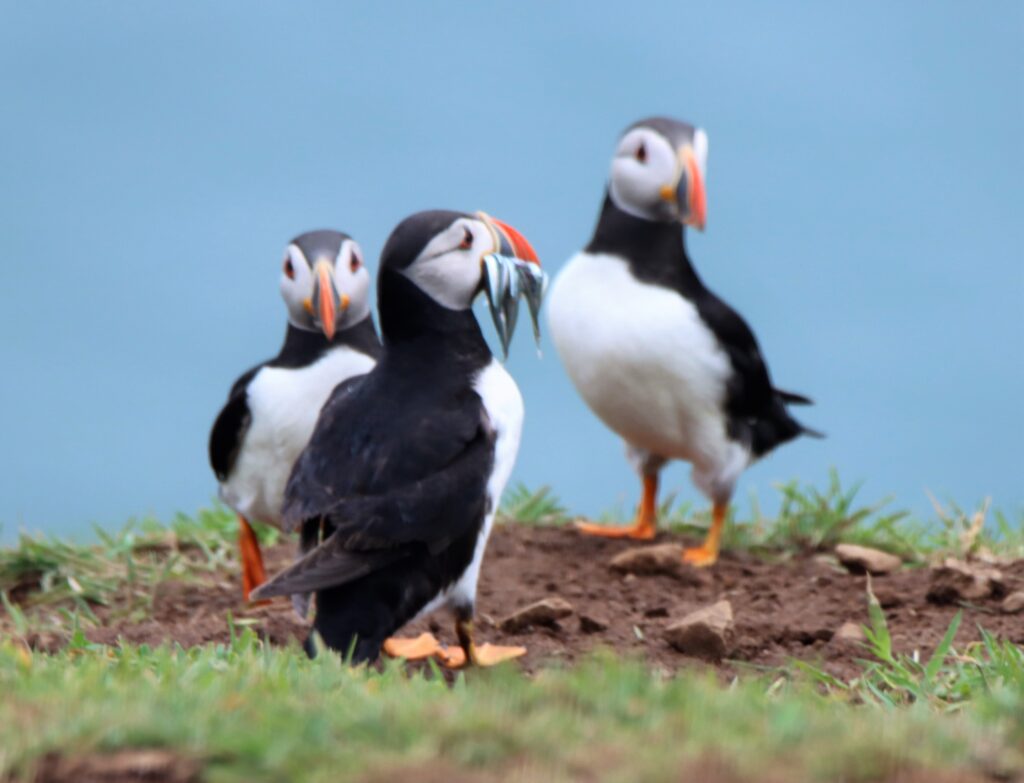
xmin=219 ymin=347 xmax=376 ymax=526
xmin=444 ymin=359 xmax=524 ymax=612
xmin=548 ymin=251 xmax=741 ymax=477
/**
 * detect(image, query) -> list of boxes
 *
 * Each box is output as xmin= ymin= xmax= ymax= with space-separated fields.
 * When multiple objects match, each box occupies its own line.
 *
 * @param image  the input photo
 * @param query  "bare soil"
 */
xmin=19 ymin=524 xmax=1024 ymax=677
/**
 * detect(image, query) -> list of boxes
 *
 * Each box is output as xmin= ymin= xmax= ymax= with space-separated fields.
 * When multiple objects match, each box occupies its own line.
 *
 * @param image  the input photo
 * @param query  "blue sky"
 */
xmin=1 ymin=2 xmax=1021 ymax=539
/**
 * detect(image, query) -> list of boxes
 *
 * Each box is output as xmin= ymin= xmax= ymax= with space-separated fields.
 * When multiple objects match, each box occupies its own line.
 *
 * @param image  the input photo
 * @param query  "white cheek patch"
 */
xmin=609 ymin=130 xmax=677 ymax=221
xmin=280 ymin=244 xmax=316 ymax=326
xmin=331 ymin=240 xmax=371 ymax=326
xmin=401 ymin=219 xmax=490 ymax=311
xmin=403 ymin=252 xmax=481 ymax=310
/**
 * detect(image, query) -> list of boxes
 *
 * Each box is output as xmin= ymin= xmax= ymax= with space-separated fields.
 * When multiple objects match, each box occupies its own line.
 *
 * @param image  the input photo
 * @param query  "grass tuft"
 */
xmin=498 ymin=483 xmax=571 ymax=526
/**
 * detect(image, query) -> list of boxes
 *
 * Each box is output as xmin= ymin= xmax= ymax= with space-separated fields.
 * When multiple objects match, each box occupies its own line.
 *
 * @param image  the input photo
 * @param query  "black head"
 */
xmin=377 ymin=210 xmax=546 ymax=356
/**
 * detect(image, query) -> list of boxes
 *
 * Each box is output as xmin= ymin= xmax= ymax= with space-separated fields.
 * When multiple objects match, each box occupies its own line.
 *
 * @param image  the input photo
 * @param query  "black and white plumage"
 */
xmin=252 ymin=210 xmax=546 ymax=667
xmin=548 ymin=116 xmax=819 ymax=564
xmin=208 ymin=230 xmax=381 ymax=599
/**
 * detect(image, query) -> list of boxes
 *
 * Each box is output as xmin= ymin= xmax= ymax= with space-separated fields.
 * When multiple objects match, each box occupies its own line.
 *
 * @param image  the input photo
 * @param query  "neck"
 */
xmin=377 ymin=269 xmax=492 ymax=369
xmin=276 ymin=322 xmax=332 ymax=366
xmin=586 ymin=192 xmax=705 ymax=295
xmin=275 ymin=315 xmax=382 ymax=367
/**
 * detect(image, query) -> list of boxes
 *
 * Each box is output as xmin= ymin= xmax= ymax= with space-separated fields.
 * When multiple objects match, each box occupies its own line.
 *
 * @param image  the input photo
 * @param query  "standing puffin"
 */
xmin=208 ymin=230 xmax=381 ymax=600
xmin=252 ymin=210 xmax=547 ymax=667
xmin=548 ymin=117 xmax=819 ymax=565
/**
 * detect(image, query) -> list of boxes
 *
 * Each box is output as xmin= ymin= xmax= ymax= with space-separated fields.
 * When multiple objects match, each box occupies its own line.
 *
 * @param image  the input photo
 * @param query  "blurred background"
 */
xmin=1 ymin=2 xmax=1021 ymax=540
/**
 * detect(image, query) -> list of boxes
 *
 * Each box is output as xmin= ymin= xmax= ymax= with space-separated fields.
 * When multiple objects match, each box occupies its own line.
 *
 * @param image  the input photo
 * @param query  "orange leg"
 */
xmin=575 ymin=474 xmax=658 ymax=540
xmin=683 ymin=502 xmax=727 ymax=567
xmin=238 ymin=515 xmax=268 ymax=602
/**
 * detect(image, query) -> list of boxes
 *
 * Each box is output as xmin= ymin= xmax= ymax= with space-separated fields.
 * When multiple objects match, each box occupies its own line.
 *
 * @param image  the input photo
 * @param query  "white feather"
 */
xmin=547 ymin=251 xmax=750 ymax=502
xmin=415 ymin=358 xmax=524 ymax=619
xmin=219 ymin=346 xmax=376 ymax=526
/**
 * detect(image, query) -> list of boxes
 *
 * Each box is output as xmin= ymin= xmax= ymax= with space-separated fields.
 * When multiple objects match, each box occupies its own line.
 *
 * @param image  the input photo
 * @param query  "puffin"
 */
xmin=547 ymin=116 xmax=819 ymax=566
xmin=208 ymin=230 xmax=381 ymax=601
xmin=252 ymin=209 xmax=547 ymax=667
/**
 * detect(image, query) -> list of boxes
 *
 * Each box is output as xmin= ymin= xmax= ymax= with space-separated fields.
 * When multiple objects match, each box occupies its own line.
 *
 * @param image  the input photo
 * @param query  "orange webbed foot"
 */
xmin=682 ymin=545 xmax=719 ymax=568
xmin=439 ymin=643 xmax=527 ymax=669
xmin=382 ymin=633 xmax=445 ymax=661
xmin=574 ymin=519 xmax=657 ymax=540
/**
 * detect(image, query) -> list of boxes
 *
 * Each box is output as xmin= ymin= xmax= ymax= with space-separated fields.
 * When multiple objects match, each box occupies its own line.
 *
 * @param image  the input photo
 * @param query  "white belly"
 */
xmin=420 ymin=359 xmax=524 ymax=618
xmin=219 ymin=347 xmax=376 ymax=526
xmin=548 ymin=251 xmax=738 ymax=473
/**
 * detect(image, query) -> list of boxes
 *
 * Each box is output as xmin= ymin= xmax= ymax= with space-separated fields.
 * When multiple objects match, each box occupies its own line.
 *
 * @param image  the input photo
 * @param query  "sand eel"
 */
xmin=252 ymin=210 xmax=547 ymax=667
xmin=547 ymin=116 xmax=820 ymax=565
xmin=209 ymin=230 xmax=380 ymax=601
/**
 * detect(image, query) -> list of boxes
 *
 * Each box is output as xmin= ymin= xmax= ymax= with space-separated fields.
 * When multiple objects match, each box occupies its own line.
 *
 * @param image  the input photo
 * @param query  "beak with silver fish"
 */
xmin=477 ymin=211 xmax=548 ymax=358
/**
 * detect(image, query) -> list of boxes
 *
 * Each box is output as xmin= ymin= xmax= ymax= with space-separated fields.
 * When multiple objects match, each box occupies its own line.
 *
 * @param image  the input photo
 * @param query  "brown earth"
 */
xmin=17 ymin=524 xmax=1024 ymax=678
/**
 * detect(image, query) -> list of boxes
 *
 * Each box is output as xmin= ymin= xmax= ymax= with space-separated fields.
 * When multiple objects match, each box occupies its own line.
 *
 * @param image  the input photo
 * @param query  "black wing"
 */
xmin=694 ymin=291 xmax=819 ymax=455
xmin=281 ymin=366 xmax=485 ymax=529
xmin=252 ymin=359 xmax=494 ymax=599
xmin=694 ymin=292 xmax=777 ymax=417
xmin=208 ymin=366 xmax=261 ymax=482
xmin=251 ymin=422 xmax=493 ymax=599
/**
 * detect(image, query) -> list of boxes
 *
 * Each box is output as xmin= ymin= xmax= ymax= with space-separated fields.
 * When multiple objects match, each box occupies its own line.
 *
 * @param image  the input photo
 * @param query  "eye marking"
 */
xmin=459 ymin=227 xmax=473 ymax=250
xmin=283 ymin=258 xmax=295 ymax=279
xmin=635 ymin=143 xmax=647 ymax=163
xmin=350 ymin=252 xmax=361 ymax=273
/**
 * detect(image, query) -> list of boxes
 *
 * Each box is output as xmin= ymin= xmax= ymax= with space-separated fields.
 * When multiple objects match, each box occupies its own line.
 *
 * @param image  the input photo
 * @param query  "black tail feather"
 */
xmin=775 ymin=387 xmax=813 ymax=406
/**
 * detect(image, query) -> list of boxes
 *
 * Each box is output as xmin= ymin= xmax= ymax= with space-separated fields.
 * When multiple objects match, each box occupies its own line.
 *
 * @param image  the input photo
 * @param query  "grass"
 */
xmin=0 ymin=476 xmax=1022 ymax=781
xmin=793 ymin=586 xmax=1024 ymax=712
xmin=0 ymin=506 xmax=278 ymax=642
xmin=1 ymin=636 xmax=1021 ymax=782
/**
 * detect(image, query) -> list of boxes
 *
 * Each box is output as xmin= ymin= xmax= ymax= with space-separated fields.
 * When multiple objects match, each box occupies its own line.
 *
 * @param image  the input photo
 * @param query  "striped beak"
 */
xmin=658 ymin=142 xmax=707 ymax=230
xmin=477 ymin=213 xmax=547 ymax=359
xmin=310 ymin=260 xmax=349 ymax=340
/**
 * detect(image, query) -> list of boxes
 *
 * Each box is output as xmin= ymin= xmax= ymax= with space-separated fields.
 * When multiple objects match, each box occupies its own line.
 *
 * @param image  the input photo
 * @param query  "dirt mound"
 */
xmin=24 ymin=750 xmax=200 ymax=783
xmin=24 ymin=525 xmax=1024 ymax=676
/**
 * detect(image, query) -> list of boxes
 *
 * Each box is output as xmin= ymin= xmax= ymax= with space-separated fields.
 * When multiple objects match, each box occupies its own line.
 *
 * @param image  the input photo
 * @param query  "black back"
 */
xmin=588 ymin=194 xmax=815 ymax=457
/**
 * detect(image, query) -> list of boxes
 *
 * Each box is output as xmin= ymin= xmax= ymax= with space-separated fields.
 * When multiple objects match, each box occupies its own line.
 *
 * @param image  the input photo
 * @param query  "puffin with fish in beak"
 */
xmin=253 ymin=209 xmax=547 ymax=667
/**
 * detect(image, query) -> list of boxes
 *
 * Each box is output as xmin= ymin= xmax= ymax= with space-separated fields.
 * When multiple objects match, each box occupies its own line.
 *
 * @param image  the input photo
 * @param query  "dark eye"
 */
xmin=459 ymin=227 xmax=473 ymax=250
xmin=283 ymin=259 xmax=295 ymax=279
xmin=635 ymin=143 xmax=647 ymax=163
xmin=350 ymin=253 xmax=361 ymax=273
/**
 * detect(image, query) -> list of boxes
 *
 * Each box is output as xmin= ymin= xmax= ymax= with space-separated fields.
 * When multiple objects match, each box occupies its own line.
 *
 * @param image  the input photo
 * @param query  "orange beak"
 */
xmin=683 ymin=147 xmax=707 ymax=231
xmin=481 ymin=213 xmax=541 ymax=265
xmin=313 ymin=260 xmax=338 ymax=340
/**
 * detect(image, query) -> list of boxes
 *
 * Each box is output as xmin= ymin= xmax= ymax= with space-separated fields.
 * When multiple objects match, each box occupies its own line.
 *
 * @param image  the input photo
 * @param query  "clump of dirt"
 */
xmin=11 ymin=524 xmax=1024 ymax=678
xmin=24 ymin=749 xmax=200 ymax=783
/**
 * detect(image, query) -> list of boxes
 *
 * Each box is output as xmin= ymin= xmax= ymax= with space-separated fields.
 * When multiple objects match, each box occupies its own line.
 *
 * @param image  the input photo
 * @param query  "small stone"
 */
xmin=644 ymin=606 xmax=669 ymax=618
xmin=927 ymin=559 xmax=1006 ymax=604
xmin=609 ymin=544 xmax=710 ymax=585
xmin=872 ymin=586 xmax=903 ymax=609
xmin=1000 ymin=591 xmax=1024 ymax=614
xmin=498 ymin=597 xmax=574 ymax=633
xmin=579 ymin=613 xmax=608 ymax=634
xmin=665 ymin=600 xmax=734 ymax=662
xmin=835 ymin=544 xmax=902 ymax=575
xmin=832 ymin=621 xmax=865 ymax=644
